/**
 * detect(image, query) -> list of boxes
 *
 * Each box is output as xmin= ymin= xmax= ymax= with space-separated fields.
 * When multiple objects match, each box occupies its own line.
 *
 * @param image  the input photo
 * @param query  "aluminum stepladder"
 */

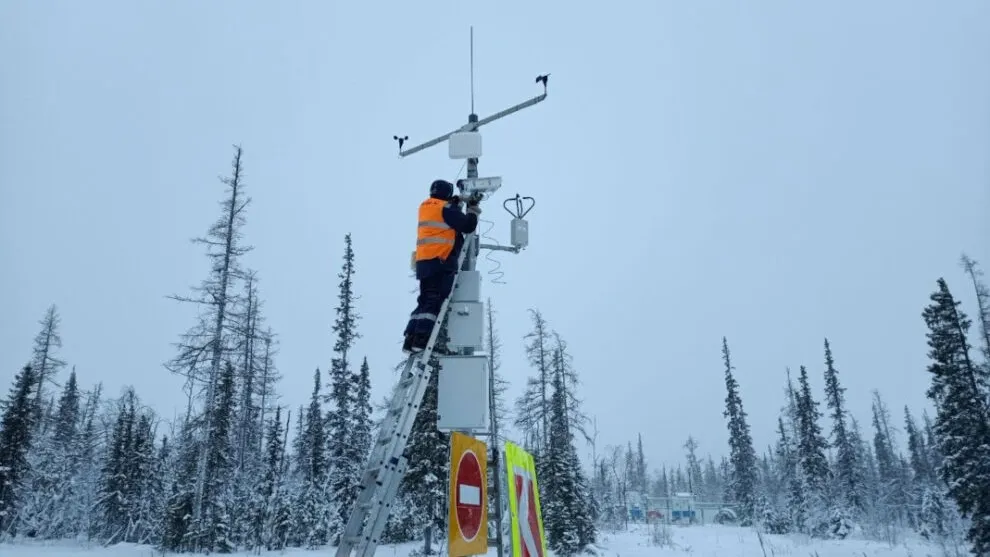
xmin=336 ymin=232 xmax=477 ymax=557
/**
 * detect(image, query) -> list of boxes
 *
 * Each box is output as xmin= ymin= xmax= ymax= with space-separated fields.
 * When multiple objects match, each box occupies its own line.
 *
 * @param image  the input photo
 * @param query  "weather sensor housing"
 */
xmin=457 ymin=176 xmax=502 ymax=197
xmin=510 ymin=218 xmax=529 ymax=249
xmin=449 ymin=131 xmax=482 ymax=159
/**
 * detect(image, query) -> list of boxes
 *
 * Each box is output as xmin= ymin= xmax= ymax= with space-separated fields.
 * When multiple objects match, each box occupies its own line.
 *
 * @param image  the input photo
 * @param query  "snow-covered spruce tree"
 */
xmin=0 ymin=365 xmax=39 ymax=534
xmin=161 ymin=417 xmax=199 ymax=551
xmin=702 ymin=457 xmax=719 ymax=504
xmin=352 ymin=357 xmax=373 ymax=471
xmin=552 ymin=335 xmax=594 ymax=544
xmin=918 ymin=483 xmax=969 ymax=554
xmin=255 ymin=329 xmax=282 ymax=453
xmin=549 ymin=332 xmax=592 ymax=445
xmin=591 ymin=456 xmax=618 ymax=531
xmin=164 ymin=146 xmax=253 ymax=534
xmin=254 ymin=406 xmax=291 ymax=551
xmin=771 ymin=373 xmax=803 ymax=533
xmin=822 ymin=339 xmax=861 ymax=515
xmin=657 ymin=466 xmax=670 ymax=498
xmin=720 ymin=337 xmax=758 ymax=524
xmin=290 ymin=404 xmax=308 ymax=485
xmin=541 ymin=349 xmax=590 ymax=555
xmin=754 ymin=452 xmax=780 ymax=532
xmin=624 ymin=441 xmax=635 ymax=495
xmin=326 ymin=233 xmax=361 ymax=542
xmin=29 ymin=305 xmax=67 ymax=429
xmin=771 ymin=368 xmax=804 ymax=532
xmin=129 ymin=410 xmax=160 ymax=543
xmin=921 ymin=411 xmax=942 ymax=481
xmin=95 ymin=388 xmax=158 ymax=544
xmin=163 ymin=361 xmax=238 ymax=552
xmin=608 ymin=444 xmax=631 ymax=529
xmin=793 ymin=365 xmax=832 ymax=535
xmin=779 ymin=422 xmax=805 ymax=535
xmin=904 ymin=405 xmax=943 ymax=531
xmin=66 ymin=383 xmax=104 ymax=540
xmin=537 ymin=332 xmax=592 ymax=515
xmin=149 ymin=433 xmax=174 ymax=547
xmin=294 ymin=368 xmax=331 ymax=548
xmin=53 ymin=370 xmax=84 ymax=536
xmin=305 ymin=371 xmax=327 ymax=473
xmin=960 ymin=254 xmax=990 ymax=373
xmin=869 ymin=390 xmax=911 ymax=531
xmin=719 ymin=457 xmax=732 ymax=503
xmin=904 ymin=406 xmax=935 ymax=488
xmin=231 ymin=271 xmax=264 ymax=472
xmin=757 ymin=416 xmax=792 ymax=532
xmin=514 ymin=309 xmax=553 ymax=457
xmin=202 ymin=360 xmax=237 ymax=551
xmin=13 ymin=368 xmax=81 ymax=539
xmin=922 ymin=278 xmax=990 ymax=554
xmin=671 ymin=464 xmax=685 ymax=494
xmin=634 ymin=434 xmax=647 ymax=495
xmin=227 ymin=271 xmax=279 ymax=543
xmin=683 ymin=436 xmax=703 ymax=498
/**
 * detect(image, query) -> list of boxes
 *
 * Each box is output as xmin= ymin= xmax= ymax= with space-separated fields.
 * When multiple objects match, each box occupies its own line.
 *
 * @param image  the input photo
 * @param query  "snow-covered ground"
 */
xmin=0 ymin=523 xmax=948 ymax=557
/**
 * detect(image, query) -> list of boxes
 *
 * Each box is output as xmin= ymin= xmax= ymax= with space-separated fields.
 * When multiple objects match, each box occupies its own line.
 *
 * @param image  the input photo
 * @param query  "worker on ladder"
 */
xmin=403 ymin=179 xmax=481 ymax=354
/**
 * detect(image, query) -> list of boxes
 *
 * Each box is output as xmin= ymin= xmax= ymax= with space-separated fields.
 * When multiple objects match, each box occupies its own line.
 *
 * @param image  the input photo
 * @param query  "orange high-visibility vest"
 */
xmin=416 ymin=198 xmax=456 ymax=261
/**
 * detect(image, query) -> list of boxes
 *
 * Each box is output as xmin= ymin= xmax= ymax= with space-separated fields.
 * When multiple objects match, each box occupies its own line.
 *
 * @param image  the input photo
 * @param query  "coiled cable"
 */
xmin=479 ymin=216 xmax=506 ymax=285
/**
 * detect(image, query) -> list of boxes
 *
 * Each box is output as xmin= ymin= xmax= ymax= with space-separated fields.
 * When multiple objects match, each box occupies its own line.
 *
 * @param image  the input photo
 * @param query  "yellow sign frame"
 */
xmin=448 ymin=432 xmax=488 ymax=557
xmin=504 ymin=441 xmax=547 ymax=557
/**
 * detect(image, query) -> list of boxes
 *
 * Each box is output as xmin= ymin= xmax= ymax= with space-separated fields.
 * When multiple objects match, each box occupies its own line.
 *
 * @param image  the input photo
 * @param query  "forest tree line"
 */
xmin=593 ymin=254 xmax=990 ymax=556
xmin=0 ymin=147 xmax=597 ymax=556
xmin=1 ymin=146 xmax=987 ymax=555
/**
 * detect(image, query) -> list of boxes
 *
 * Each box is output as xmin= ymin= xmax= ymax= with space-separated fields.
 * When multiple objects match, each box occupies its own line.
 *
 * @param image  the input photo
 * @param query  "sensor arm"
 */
xmin=399 ymin=92 xmax=547 ymax=158
xmin=471 ymin=92 xmax=546 ymax=131
xmin=479 ymin=243 xmax=520 ymax=254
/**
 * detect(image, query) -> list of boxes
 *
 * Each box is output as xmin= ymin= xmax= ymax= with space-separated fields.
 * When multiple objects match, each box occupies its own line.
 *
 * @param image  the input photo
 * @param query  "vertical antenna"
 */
xmin=470 ymin=26 xmax=475 ymax=114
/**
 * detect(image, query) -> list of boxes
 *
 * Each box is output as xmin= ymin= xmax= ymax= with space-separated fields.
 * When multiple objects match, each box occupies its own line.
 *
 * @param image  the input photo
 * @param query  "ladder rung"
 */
xmin=336 ymin=233 xmax=478 ymax=557
xmin=362 ymin=466 xmax=381 ymax=478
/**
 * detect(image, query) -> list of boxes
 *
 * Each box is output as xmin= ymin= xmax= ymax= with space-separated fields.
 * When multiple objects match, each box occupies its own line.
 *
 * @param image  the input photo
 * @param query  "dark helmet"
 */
xmin=430 ymin=179 xmax=454 ymax=200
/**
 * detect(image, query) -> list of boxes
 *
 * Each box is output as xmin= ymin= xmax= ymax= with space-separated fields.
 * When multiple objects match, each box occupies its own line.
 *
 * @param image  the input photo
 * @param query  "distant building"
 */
xmin=669 ymin=492 xmax=697 ymax=523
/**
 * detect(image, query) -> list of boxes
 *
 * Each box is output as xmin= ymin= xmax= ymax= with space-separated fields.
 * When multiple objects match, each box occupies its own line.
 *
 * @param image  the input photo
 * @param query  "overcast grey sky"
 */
xmin=2 ymin=0 xmax=988 ymax=473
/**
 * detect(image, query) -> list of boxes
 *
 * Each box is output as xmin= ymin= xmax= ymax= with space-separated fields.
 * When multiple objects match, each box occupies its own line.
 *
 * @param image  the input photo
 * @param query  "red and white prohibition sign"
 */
xmin=455 ymin=449 xmax=484 ymax=541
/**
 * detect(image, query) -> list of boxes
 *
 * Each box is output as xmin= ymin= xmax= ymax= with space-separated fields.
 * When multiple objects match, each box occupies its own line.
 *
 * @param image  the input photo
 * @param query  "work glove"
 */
xmin=467 ymin=203 xmax=482 ymax=216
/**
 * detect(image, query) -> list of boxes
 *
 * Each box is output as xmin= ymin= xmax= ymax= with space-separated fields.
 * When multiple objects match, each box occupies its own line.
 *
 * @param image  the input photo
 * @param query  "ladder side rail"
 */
xmin=353 ymin=232 xmax=476 ymax=554
xmin=336 ymin=360 xmax=415 ymax=556
xmin=338 ymin=233 xmax=476 ymax=557
xmin=366 ymin=231 xmax=474 ymax=489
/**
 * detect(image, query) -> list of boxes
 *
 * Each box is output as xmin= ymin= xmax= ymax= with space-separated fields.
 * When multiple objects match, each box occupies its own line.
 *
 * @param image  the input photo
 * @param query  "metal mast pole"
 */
xmin=392 ymin=27 xmax=548 ymax=557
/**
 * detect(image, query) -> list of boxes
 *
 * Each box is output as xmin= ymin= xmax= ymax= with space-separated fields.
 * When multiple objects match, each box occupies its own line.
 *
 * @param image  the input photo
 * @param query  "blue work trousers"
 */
xmin=404 ymin=269 xmax=457 ymax=337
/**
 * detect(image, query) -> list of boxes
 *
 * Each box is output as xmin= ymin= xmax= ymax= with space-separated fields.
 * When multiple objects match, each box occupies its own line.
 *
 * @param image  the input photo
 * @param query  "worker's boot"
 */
xmin=403 ymin=333 xmax=425 ymax=355
xmin=411 ymin=332 xmax=429 ymax=352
